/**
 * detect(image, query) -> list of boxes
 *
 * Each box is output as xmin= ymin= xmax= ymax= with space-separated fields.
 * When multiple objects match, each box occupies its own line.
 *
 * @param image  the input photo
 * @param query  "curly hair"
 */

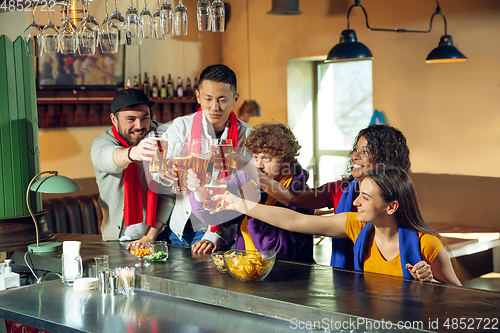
xmin=345 ymin=124 xmax=410 ymax=181
xmin=244 ymin=122 xmax=301 ymax=163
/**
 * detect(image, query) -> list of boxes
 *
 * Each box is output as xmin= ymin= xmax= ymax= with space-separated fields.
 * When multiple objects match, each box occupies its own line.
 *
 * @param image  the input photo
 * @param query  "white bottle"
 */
xmin=0 ymin=259 xmax=20 ymax=290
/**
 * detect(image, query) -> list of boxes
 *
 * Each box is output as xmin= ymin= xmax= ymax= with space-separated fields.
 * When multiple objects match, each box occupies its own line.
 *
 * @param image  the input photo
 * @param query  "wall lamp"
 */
xmin=325 ymin=0 xmax=467 ymax=63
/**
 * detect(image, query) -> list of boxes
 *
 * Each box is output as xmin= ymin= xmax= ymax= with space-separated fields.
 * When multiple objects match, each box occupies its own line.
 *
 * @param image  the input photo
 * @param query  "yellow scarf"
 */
xmin=240 ymin=173 xmax=294 ymax=251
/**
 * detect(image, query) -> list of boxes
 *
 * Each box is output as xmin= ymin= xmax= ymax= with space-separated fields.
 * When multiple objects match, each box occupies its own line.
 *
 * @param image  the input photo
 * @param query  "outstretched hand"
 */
xmin=130 ymin=138 xmax=157 ymax=162
xmin=225 ymin=152 xmax=251 ymax=170
xmin=406 ymin=261 xmax=433 ymax=282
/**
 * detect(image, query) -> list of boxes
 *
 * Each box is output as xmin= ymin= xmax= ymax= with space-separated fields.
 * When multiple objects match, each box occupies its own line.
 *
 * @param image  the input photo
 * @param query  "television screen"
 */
xmin=36 ymin=47 xmax=125 ymax=90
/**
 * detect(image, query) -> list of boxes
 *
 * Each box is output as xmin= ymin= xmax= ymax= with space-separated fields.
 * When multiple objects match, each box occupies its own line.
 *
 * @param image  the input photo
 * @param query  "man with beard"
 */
xmin=90 ymin=89 xmax=174 ymax=242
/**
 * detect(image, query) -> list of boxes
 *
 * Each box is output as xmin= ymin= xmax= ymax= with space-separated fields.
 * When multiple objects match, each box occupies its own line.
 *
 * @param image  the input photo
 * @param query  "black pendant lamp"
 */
xmin=325 ymin=0 xmax=467 ymax=64
xmin=326 ymin=29 xmax=373 ymax=62
xmin=267 ymin=0 xmax=303 ymax=15
xmin=426 ymin=36 xmax=467 ymax=63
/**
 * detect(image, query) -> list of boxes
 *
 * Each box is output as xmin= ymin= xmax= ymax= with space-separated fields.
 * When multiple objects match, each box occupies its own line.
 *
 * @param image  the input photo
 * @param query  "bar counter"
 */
xmin=4 ymin=234 xmax=500 ymax=333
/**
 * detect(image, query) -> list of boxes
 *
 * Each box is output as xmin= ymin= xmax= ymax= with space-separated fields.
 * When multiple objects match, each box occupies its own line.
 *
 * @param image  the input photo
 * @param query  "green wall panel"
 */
xmin=0 ymin=36 xmax=39 ymax=218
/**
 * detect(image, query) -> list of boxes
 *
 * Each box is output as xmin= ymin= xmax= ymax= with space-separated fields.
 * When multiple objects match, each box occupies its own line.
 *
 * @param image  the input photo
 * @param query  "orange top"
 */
xmin=344 ymin=212 xmax=443 ymax=277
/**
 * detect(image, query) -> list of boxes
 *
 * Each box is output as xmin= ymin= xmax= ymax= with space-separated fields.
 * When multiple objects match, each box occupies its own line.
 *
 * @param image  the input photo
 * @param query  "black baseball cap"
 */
xmin=110 ymin=89 xmax=155 ymax=114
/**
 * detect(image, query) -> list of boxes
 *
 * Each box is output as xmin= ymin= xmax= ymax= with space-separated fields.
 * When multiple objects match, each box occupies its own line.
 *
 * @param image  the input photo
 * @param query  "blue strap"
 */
xmin=330 ymin=179 xmax=357 ymax=268
xmin=353 ymin=222 xmax=422 ymax=279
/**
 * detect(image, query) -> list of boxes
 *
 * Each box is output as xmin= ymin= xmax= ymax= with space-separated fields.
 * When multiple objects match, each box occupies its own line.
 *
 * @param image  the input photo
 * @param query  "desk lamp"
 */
xmin=26 ymin=171 xmax=82 ymax=253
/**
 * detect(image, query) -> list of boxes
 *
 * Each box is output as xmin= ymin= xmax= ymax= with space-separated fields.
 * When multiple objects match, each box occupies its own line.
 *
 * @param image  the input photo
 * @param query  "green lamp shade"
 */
xmin=30 ymin=175 xmax=82 ymax=194
xmin=325 ymin=30 xmax=373 ymax=63
xmin=426 ymin=35 xmax=467 ymax=64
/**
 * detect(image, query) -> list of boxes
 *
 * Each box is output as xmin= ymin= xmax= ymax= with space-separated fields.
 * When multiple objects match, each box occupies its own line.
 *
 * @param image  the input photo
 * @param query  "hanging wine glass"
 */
xmin=58 ymin=3 xmax=78 ymax=54
xmin=174 ymin=0 xmax=187 ymax=36
xmin=197 ymin=0 xmax=211 ymax=31
xmin=125 ymin=0 xmax=142 ymax=45
xmin=140 ymin=0 xmax=154 ymax=39
xmin=42 ymin=4 xmax=59 ymax=53
xmin=211 ymin=0 xmax=225 ymax=32
xmin=109 ymin=0 xmax=126 ymax=45
xmin=23 ymin=6 xmax=44 ymax=57
xmin=153 ymin=0 xmax=166 ymax=39
xmin=161 ymin=0 xmax=174 ymax=35
xmin=77 ymin=0 xmax=99 ymax=56
xmin=99 ymin=0 xmax=120 ymax=54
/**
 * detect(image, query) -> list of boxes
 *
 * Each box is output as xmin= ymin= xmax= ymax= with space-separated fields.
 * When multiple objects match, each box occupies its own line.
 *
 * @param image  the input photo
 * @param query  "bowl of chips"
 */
xmin=223 ymin=249 xmax=276 ymax=282
xmin=211 ymin=251 xmax=228 ymax=273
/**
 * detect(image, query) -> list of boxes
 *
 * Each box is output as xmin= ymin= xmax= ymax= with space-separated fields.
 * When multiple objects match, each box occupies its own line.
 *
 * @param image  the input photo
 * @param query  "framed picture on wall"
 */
xmin=36 ymin=47 xmax=125 ymax=90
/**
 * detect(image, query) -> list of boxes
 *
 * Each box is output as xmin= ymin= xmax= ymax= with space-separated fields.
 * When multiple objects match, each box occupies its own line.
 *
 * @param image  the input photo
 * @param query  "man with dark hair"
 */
xmin=90 ymin=89 xmax=174 ymax=242
xmin=146 ymin=64 xmax=253 ymax=248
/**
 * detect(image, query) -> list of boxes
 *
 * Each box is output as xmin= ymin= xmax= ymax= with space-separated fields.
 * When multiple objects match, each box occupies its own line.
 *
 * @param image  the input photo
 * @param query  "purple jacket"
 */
xmin=190 ymin=163 xmax=315 ymax=263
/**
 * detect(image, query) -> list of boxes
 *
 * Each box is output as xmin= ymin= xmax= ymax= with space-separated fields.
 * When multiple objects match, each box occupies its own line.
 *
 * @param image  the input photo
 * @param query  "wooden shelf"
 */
xmin=36 ymin=90 xmax=198 ymax=128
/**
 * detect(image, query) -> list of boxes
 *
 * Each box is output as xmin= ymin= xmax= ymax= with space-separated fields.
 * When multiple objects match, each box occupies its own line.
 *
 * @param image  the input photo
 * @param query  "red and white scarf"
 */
xmin=112 ymin=126 xmax=157 ymax=227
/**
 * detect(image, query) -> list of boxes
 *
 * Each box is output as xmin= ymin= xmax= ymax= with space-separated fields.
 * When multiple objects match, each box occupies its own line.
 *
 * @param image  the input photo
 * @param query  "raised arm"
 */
xmin=231 ymin=152 xmax=331 ymax=209
xmin=223 ymin=192 xmax=349 ymax=238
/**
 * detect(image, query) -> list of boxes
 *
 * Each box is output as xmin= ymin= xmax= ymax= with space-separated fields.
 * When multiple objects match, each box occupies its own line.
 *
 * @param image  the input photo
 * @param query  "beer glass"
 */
xmin=197 ymin=0 xmax=211 ymax=31
xmin=58 ymin=4 xmax=78 ymax=54
xmin=149 ymin=132 xmax=168 ymax=174
xmin=211 ymin=138 xmax=233 ymax=172
xmin=174 ymin=0 xmax=188 ymax=36
xmin=172 ymin=141 xmax=191 ymax=194
xmin=140 ymin=0 xmax=155 ymax=39
xmin=125 ymin=0 xmax=143 ymax=45
xmin=191 ymin=139 xmax=211 ymax=185
xmin=203 ymin=178 xmax=227 ymax=212
xmin=211 ymin=0 xmax=225 ymax=32
xmin=99 ymin=0 xmax=120 ymax=54
xmin=24 ymin=7 xmax=44 ymax=57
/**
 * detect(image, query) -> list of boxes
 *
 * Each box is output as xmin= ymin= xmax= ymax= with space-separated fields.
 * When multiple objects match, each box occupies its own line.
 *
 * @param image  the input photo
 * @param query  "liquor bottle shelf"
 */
xmin=36 ymin=91 xmax=198 ymax=128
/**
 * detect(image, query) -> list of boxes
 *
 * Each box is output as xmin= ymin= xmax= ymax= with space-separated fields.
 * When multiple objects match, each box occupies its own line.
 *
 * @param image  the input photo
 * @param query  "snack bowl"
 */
xmin=129 ymin=243 xmax=154 ymax=267
xmin=211 ymin=251 xmax=228 ymax=273
xmin=147 ymin=241 xmax=169 ymax=262
xmin=223 ymin=249 xmax=276 ymax=282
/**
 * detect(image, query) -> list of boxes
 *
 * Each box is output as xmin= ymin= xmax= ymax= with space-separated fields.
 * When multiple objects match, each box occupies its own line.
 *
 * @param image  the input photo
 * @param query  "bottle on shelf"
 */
xmin=185 ymin=77 xmax=193 ymax=99
xmin=138 ymin=73 xmax=143 ymax=92
xmin=193 ymin=77 xmax=199 ymax=93
xmin=176 ymin=77 xmax=183 ymax=99
xmin=167 ymin=74 xmax=174 ymax=99
xmin=152 ymin=75 xmax=159 ymax=99
xmin=126 ymin=77 xmax=131 ymax=89
xmin=160 ymin=76 xmax=167 ymax=99
xmin=133 ymin=76 xmax=139 ymax=89
xmin=143 ymin=72 xmax=151 ymax=98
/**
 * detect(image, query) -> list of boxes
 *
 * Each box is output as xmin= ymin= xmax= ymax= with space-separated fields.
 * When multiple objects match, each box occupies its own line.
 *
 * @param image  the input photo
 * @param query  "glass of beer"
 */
xmin=149 ymin=131 xmax=168 ymax=174
xmin=191 ymin=139 xmax=211 ymax=185
xmin=211 ymin=139 xmax=234 ymax=173
xmin=203 ymin=179 xmax=227 ymax=212
xmin=172 ymin=141 xmax=191 ymax=194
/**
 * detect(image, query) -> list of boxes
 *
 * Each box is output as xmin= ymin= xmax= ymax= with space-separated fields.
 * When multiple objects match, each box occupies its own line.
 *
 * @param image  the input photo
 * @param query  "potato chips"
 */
xmin=224 ymin=251 xmax=274 ymax=281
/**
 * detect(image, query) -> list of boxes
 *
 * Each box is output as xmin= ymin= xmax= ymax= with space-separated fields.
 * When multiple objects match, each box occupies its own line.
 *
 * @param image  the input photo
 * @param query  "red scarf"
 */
xmin=190 ymin=108 xmax=239 ymax=233
xmin=112 ymin=126 xmax=157 ymax=227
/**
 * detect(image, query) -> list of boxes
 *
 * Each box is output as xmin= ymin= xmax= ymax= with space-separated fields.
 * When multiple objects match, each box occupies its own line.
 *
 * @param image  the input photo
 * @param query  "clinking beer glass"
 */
xmin=203 ymin=178 xmax=227 ymax=212
xmin=172 ymin=141 xmax=192 ymax=194
xmin=211 ymin=139 xmax=234 ymax=173
xmin=149 ymin=131 xmax=168 ymax=174
xmin=191 ymin=139 xmax=211 ymax=185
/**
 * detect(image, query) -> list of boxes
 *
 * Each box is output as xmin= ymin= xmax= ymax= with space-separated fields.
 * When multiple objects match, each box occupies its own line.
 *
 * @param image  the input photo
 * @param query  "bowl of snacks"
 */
xmin=129 ymin=243 xmax=154 ymax=267
xmin=223 ymin=249 xmax=276 ymax=282
xmin=211 ymin=251 xmax=228 ymax=273
xmin=147 ymin=241 xmax=169 ymax=262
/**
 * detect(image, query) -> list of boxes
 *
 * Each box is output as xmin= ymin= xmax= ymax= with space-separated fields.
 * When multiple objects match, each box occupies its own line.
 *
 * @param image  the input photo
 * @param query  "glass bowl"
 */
xmin=147 ymin=241 xmax=169 ymax=262
xmin=223 ymin=249 xmax=276 ymax=282
xmin=211 ymin=251 xmax=228 ymax=273
xmin=129 ymin=243 xmax=154 ymax=267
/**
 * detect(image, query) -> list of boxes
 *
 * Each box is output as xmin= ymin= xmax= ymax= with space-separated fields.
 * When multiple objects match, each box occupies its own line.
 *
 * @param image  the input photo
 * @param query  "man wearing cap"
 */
xmin=90 ymin=89 xmax=174 ymax=242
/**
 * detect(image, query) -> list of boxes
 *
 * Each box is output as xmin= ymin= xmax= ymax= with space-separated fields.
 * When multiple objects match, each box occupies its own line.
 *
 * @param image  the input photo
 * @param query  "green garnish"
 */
xmin=147 ymin=251 xmax=168 ymax=260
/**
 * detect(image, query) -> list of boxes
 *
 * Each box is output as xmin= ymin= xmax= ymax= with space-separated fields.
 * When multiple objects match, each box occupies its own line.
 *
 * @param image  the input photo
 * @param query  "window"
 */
xmin=289 ymin=59 xmax=373 ymax=188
